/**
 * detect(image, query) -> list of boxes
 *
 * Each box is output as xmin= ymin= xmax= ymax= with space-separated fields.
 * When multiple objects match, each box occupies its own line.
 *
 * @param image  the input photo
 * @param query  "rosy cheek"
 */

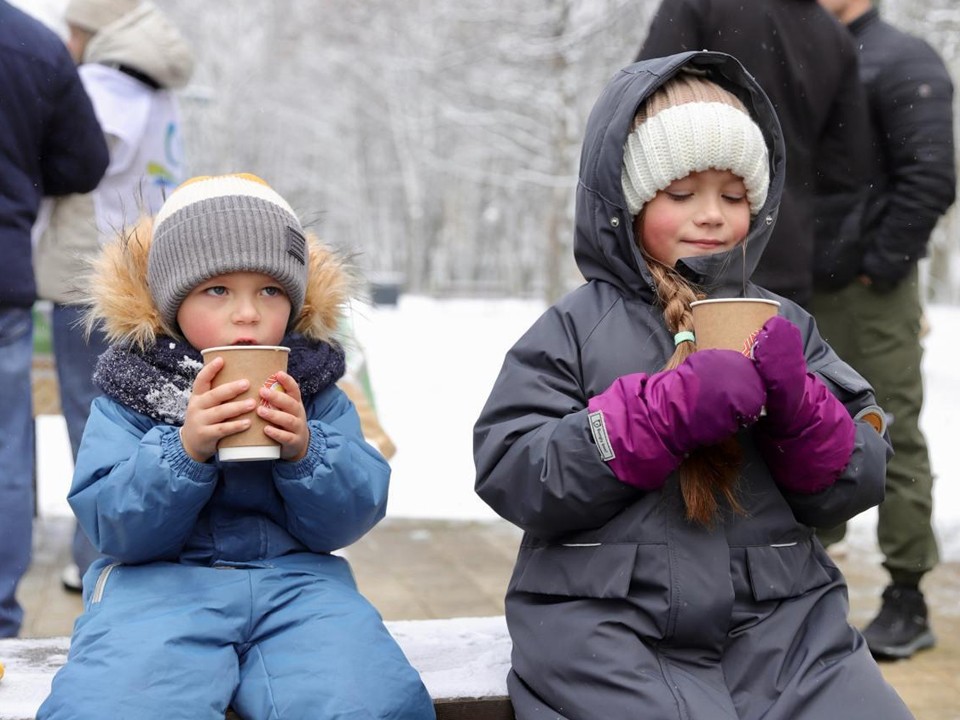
xmin=733 ymin=214 xmax=751 ymax=242
xmin=641 ymin=213 xmax=678 ymax=259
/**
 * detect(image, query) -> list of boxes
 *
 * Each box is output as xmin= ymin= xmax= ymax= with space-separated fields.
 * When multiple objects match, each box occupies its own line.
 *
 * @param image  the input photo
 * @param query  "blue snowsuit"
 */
xmin=38 ymin=333 xmax=434 ymax=718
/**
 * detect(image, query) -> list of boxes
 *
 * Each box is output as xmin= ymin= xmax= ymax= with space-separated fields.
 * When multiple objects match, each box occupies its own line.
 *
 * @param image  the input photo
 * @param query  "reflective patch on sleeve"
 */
xmin=855 ymin=405 xmax=887 ymax=435
xmin=588 ymin=410 xmax=616 ymax=462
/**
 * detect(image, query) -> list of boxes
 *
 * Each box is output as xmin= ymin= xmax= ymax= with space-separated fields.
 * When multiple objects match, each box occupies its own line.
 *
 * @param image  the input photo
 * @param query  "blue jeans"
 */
xmin=0 ymin=306 xmax=34 ymax=637
xmin=52 ymin=304 xmax=108 ymax=578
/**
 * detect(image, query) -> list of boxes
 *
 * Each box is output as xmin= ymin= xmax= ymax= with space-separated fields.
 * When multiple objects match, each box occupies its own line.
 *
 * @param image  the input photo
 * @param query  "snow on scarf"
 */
xmin=93 ymin=335 xmax=346 ymax=425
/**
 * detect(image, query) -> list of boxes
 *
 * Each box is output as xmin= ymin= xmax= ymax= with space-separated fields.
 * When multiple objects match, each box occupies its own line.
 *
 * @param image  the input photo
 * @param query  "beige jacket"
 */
xmin=34 ymin=1 xmax=194 ymax=303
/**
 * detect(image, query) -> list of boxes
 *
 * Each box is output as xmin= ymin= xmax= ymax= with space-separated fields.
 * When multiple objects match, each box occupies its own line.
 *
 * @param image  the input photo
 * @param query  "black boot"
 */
xmin=861 ymin=584 xmax=936 ymax=660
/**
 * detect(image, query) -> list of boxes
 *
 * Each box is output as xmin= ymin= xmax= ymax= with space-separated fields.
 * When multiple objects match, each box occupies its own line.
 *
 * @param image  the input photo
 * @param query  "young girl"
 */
xmin=39 ymin=174 xmax=434 ymax=719
xmin=473 ymin=52 xmax=914 ymax=719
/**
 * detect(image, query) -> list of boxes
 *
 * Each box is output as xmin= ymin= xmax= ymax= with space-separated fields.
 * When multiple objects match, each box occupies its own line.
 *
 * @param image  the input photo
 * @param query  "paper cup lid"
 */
xmin=201 ymin=345 xmax=290 ymax=355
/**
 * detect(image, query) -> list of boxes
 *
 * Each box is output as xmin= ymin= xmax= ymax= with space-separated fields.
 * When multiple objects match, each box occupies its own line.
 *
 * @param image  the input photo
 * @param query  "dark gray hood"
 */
xmin=574 ymin=51 xmax=786 ymax=300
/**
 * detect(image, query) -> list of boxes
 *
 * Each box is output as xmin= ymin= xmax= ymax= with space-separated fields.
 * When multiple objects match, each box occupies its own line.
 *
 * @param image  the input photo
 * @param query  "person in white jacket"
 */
xmin=33 ymin=0 xmax=195 ymax=592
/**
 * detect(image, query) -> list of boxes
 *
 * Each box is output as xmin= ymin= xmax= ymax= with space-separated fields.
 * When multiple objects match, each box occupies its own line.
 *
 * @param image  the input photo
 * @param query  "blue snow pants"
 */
xmin=38 ymin=553 xmax=435 ymax=719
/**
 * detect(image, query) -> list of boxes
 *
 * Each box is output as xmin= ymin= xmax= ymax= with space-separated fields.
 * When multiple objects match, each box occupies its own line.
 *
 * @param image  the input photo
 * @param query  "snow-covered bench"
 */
xmin=0 ymin=616 xmax=514 ymax=720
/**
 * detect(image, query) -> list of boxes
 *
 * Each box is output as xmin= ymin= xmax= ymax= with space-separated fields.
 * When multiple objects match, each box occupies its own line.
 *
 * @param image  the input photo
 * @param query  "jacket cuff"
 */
xmin=162 ymin=427 xmax=217 ymax=484
xmin=586 ymin=392 xmax=680 ymax=491
xmin=861 ymin=252 xmax=910 ymax=292
xmin=275 ymin=428 xmax=326 ymax=481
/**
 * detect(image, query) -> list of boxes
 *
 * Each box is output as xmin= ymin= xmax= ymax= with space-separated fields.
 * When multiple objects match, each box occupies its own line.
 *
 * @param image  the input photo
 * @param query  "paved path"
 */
xmin=14 ymin=517 xmax=960 ymax=718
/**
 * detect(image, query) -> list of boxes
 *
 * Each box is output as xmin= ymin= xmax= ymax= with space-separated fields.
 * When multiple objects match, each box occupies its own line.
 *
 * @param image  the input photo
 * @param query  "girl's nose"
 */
xmin=694 ymin=197 xmax=724 ymax=225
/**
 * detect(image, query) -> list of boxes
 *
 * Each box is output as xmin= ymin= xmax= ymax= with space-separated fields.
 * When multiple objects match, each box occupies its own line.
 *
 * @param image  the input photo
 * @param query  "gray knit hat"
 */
xmin=622 ymin=72 xmax=770 ymax=217
xmin=148 ymin=173 xmax=308 ymax=330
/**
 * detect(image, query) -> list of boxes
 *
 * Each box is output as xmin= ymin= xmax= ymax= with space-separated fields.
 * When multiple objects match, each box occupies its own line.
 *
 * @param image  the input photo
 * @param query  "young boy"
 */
xmin=38 ymin=174 xmax=434 ymax=719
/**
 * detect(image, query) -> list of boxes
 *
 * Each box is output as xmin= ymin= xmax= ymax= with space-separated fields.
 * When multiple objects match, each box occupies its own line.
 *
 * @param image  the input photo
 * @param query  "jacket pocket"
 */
xmin=511 ymin=542 xmax=638 ymax=599
xmin=745 ymin=539 xmax=832 ymax=602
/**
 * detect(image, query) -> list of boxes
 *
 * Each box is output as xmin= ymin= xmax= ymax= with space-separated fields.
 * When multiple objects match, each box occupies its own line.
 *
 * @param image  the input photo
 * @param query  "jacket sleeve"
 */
xmin=273 ymin=385 xmax=390 ymax=552
xmin=40 ymin=44 xmax=109 ymax=196
xmin=861 ymin=39 xmax=956 ymax=288
xmin=68 ymin=397 xmax=219 ymax=564
xmin=474 ymin=307 xmax=642 ymax=540
xmin=774 ymin=323 xmax=892 ymax=528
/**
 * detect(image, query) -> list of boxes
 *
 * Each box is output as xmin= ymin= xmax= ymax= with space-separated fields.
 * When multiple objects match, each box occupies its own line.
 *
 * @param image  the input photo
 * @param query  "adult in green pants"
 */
xmin=811 ymin=268 xmax=937 ymax=653
xmin=815 ymin=0 xmax=955 ymax=660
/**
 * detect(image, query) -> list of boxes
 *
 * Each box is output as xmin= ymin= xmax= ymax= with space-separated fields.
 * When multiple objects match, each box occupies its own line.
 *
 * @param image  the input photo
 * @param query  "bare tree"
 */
xmin=98 ymin=0 xmax=960 ymax=302
xmin=161 ymin=0 xmax=652 ymax=298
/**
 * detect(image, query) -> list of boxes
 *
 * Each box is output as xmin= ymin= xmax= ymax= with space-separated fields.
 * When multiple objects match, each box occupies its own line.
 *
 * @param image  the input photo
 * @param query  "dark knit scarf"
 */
xmin=93 ymin=335 xmax=346 ymax=425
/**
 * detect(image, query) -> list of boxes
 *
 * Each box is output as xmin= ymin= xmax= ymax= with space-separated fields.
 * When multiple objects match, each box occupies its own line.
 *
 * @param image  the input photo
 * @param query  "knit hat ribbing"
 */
xmin=148 ymin=174 xmax=308 ymax=330
xmin=622 ymin=73 xmax=770 ymax=217
xmin=65 ymin=0 xmax=141 ymax=32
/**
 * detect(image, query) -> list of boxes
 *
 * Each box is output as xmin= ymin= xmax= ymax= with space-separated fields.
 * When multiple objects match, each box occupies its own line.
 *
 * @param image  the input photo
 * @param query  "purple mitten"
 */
xmin=587 ymin=350 xmax=765 ymax=490
xmin=752 ymin=316 xmax=855 ymax=493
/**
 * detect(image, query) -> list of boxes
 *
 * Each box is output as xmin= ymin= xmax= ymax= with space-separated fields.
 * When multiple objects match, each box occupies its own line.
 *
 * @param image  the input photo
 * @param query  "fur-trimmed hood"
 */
xmin=84 ymin=215 xmax=356 ymax=351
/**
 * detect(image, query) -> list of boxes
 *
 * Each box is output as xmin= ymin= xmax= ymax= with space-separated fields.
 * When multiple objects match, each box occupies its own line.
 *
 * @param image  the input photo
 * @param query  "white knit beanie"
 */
xmin=148 ymin=174 xmax=308 ymax=330
xmin=621 ymin=72 xmax=770 ymax=217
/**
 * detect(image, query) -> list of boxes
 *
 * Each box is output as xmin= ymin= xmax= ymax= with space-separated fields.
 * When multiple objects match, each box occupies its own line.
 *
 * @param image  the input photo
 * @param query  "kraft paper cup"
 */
xmin=689 ymin=298 xmax=781 ymax=356
xmin=200 ymin=345 xmax=290 ymax=462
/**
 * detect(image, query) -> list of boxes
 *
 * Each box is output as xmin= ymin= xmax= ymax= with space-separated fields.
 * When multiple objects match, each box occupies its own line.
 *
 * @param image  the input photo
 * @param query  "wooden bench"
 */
xmin=0 ymin=616 xmax=514 ymax=720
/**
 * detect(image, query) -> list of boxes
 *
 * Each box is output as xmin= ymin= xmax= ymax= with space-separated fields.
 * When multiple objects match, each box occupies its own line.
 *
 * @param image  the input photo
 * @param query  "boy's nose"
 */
xmin=232 ymin=299 xmax=260 ymax=323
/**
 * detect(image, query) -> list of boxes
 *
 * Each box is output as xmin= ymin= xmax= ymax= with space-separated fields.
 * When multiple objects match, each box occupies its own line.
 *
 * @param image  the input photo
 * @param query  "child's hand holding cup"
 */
xmin=200 ymin=345 xmax=290 ymax=462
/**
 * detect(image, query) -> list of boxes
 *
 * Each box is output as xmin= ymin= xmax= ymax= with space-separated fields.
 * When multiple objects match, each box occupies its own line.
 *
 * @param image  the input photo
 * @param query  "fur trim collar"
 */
xmin=83 ymin=216 xmax=356 ymax=351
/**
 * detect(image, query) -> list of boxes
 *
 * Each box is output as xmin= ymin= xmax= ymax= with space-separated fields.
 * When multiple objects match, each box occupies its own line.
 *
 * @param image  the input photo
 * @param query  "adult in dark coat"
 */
xmin=813 ymin=0 xmax=956 ymax=660
xmin=637 ymin=0 xmax=871 ymax=307
xmin=0 ymin=0 xmax=109 ymax=637
xmin=474 ymin=51 xmax=912 ymax=719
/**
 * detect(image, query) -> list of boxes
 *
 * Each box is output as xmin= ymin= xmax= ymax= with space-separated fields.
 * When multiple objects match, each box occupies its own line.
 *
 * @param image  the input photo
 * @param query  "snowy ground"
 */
xmin=36 ymin=297 xmax=960 ymax=561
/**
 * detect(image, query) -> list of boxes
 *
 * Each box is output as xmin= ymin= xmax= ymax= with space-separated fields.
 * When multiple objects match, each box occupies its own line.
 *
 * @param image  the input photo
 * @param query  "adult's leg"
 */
xmin=51 ymin=303 xmax=108 ymax=578
xmin=841 ymin=269 xmax=936 ymax=657
xmin=859 ymin=270 xmax=938 ymax=581
xmin=38 ymin=562 xmax=245 ymax=720
xmin=812 ymin=269 xmax=937 ymax=657
xmin=0 ymin=306 xmax=34 ymax=637
xmin=814 ymin=270 xmax=937 ymax=576
xmin=233 ymin=555 xmax=434 ymax=719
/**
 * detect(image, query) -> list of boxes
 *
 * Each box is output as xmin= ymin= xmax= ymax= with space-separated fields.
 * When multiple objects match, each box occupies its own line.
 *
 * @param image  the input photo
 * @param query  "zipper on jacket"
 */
xmin=91 ymin=562 xmax=120 ymax=604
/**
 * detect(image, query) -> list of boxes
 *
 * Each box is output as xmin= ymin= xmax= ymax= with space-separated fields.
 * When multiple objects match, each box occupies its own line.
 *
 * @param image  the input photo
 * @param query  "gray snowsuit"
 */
xmin=473 ymin=51 xmax=913 ymax=720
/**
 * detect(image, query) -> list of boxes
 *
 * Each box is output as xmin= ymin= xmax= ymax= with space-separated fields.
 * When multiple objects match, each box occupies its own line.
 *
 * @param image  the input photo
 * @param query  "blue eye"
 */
xmin=263 ymin=286 xmax=285 ymax=297
xmin=205 ymin=286 xmax=227 ymax=296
